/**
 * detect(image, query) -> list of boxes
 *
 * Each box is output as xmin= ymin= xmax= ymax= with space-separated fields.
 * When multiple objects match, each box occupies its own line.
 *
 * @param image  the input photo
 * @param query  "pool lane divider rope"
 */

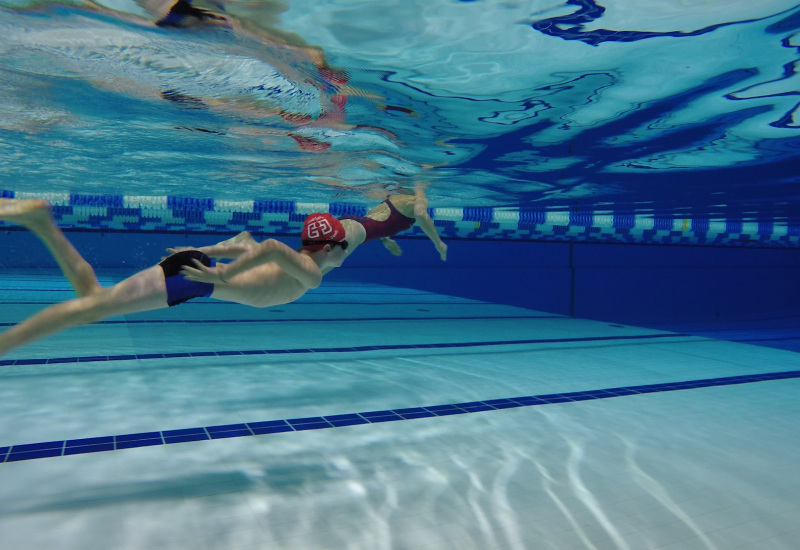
xmin=2 ymin=189 xmax=798 ymax=248
xmin=2 ymin=368 xmax=799 ymax=464
xmin=0 ymin=332 xmax=684 ymax=367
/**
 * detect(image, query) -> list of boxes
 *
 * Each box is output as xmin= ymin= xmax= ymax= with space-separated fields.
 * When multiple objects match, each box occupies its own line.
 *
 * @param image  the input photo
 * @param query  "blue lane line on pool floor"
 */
xmin=0 ymin=300 xmax=485 ymax=306
xmin=0 ymin=314 xmax=562 ymax=328
xmin=0 ymin=333 xmax=684 ymax=367
xmin=0 ymin=286 xmax=432 ymax=295
xmin=3 ymin=369 xmax=799 ymax=464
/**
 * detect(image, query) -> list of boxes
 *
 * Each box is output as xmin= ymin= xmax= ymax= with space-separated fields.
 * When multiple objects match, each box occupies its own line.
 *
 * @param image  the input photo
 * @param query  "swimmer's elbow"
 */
xmin=259 ymin=239 xmax=282 ymax=257
xmin=302 ymin=268 xmax=323 ymax=290
xmin=307 ymin=273 xmax=323 ymax=289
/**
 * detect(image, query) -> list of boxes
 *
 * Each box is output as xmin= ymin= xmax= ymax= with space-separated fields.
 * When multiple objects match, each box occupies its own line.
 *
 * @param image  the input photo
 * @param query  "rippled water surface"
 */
xmin=1 ymin=0 xmax=799 ymax=217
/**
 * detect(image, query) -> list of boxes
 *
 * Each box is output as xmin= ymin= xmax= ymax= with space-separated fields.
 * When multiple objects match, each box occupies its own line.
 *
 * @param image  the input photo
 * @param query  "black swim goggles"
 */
xmin=302 ymin=239 xmax=349 ymax=250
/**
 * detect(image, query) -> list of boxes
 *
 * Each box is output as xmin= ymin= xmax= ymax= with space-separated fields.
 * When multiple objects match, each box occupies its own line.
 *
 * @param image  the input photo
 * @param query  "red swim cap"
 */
xmin=301 ymin=213 xmax=345 ymax=251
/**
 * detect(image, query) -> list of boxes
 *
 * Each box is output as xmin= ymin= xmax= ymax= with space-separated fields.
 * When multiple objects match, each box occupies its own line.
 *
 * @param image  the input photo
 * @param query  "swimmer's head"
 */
xmin=301 ymin=213 xmax=347 ymax=252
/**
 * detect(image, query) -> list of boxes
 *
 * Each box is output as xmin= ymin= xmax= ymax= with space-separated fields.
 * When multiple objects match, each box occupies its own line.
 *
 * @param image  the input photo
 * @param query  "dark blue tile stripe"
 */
xmin=3 ymin=369 xmax=799 ymax=464
xmin=0 ymin=315 xmax=562 ymax=328
xmin=0 ymin=333 xmax=684 ymax=367
xmin=0 ymin=288 xmax=434 ymax=300
xmin=0 ymin=300 xmax=479 ymax=306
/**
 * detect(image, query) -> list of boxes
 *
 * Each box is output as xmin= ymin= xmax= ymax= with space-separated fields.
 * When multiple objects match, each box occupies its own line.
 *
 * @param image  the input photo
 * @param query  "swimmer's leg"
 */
xmin=412 ymin=188 xmax=447 ymax=261
xmin=0 ymin=266 xmax=167 ymax=358
xmin=0 ymin=199 xmax=101 ymax=297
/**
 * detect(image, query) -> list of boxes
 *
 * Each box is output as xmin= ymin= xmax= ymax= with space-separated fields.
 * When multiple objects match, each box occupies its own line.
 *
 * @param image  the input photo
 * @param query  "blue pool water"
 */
xmin=2 ymin=1 xmax=800 ymax=549
xmin=1 ymin=0 xmax=799 ymax=217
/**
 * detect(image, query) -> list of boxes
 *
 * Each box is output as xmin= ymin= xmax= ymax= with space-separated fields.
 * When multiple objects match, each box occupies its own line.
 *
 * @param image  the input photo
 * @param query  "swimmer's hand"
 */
xmin=181 ymin=259 xmax=229 ymax=284
xmin=166 ymin=246 xmax=196 ymax=255
xmin=381 ymin=238 xmax=403 ymax=257
xmin=162 ymin=246 xmax=197 ymax=261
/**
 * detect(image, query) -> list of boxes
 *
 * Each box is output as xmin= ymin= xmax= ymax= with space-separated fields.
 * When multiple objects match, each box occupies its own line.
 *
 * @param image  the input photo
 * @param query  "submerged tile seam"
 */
xmin=0 ymin=333 xmax=686 ymax=367
xmin=0 ymin=288 xmax=437 ymax=297
xmin=0 ymin=315 xmax=563 ymax=328
xmin=3 ymin=369 xmax=799 ymax=464
xmin=0 ymin=300 xmax=479 ymax=306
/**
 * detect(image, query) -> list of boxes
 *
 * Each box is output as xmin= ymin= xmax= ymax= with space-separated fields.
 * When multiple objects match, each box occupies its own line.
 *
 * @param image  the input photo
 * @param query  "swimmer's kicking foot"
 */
xmin=0 ymin=198 xmax=53 ymax=232
xmin=434 ymin=241 xmax=448 ymax=262
xmin=0 ymin=198 xmax=101 ymax=297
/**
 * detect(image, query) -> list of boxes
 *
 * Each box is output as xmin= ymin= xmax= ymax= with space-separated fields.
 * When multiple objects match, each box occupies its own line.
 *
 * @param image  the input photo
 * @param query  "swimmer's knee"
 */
xmin=75 ymin=264 xmax=102 ymax=297
xmin=72 ymin=291 xmax=118 ymax=324
xmin=52 ymin=297 xmax=100 ymax=326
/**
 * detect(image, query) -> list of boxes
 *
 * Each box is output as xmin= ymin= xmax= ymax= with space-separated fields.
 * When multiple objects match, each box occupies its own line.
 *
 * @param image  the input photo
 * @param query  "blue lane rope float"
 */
xmin=2 ymin=190 xmax=799 ymax=247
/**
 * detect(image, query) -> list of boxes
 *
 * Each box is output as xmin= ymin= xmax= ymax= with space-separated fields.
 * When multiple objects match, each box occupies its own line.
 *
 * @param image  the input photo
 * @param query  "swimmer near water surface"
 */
xmin=0 ymin=199 xmax=349 ymax=357
xmin=0 ymin=191 xmax=448 ymax=357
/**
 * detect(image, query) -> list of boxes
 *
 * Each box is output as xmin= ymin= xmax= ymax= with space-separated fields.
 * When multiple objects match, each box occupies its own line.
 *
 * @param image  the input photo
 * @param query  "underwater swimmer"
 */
xmin=0 ymin=200 xmax=348 ymax=357
xmin=335 ymin=185 xmax=448 ymax=270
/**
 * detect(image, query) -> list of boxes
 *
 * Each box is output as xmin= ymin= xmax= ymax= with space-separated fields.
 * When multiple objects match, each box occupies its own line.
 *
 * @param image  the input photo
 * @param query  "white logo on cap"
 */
xmin=307 ymin=217 xmax=332 ymax=239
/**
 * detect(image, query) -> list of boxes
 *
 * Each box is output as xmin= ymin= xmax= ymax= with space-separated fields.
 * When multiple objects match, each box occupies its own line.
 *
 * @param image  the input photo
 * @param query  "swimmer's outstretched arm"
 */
xmin=181 ymin=238 xmax=323 ymax=289
xmin=166 ymin=232 xmax=259 ymax=259
xmin=166 ymin=243 xmax=246 ymax=259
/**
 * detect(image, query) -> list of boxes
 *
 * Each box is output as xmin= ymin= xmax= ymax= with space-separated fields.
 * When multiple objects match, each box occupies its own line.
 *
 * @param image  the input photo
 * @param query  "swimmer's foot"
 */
xmin=0 ymin=199 xmax=53 ymax=231
xmin=436 ymin=241 xmax=448 ymax=262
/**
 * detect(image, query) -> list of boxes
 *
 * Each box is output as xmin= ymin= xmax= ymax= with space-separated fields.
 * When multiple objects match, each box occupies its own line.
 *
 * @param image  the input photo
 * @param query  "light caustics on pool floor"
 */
xmin=1 ymin=277 xmax=800 ymax=464
xmin=2 ymin=367 xmax=798 ymax=464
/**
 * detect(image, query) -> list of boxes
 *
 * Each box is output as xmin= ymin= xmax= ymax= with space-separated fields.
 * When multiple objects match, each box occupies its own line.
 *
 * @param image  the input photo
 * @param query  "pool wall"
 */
xmin=4 ymin=229 xmax=799 ymax=325
xmin=3 ymin=190 xmax=800 ymax=324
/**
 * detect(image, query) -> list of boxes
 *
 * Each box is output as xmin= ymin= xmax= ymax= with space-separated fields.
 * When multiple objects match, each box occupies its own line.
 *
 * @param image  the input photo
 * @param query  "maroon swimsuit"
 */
xmin=341 ymin=200 xmax=415 ymax=242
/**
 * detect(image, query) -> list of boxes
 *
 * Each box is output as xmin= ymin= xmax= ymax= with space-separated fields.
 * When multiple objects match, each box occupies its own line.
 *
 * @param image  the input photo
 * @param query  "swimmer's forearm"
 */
xmin=167 ymin=244 xmax=248 ymax=259
xmin=194 ymin=243 xmax=250 ymax=259
xmin=220 ymin=239 xmax=321 ymax=289
xmin=218 ymin=239 xmax=287 ymax=280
